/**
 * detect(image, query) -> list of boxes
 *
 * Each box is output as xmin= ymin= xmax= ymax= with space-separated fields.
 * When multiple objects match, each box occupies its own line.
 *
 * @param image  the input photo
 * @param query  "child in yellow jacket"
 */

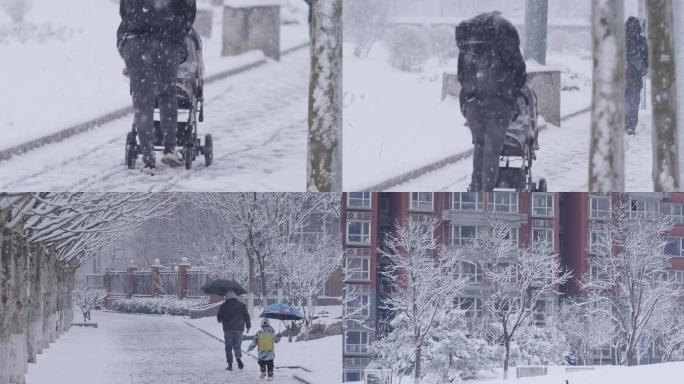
xmin=248 ymin=319 xmax=281 ymax=380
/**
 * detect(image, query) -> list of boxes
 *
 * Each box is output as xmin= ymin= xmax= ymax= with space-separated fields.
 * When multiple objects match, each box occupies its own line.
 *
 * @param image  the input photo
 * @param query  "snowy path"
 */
xmin=25 ymin=311 xmax=300 ymax=384
xmin=0 ymin=49 xmax=309 ymax=192
xmin=389 ymin=109 xmax=654 ymax=191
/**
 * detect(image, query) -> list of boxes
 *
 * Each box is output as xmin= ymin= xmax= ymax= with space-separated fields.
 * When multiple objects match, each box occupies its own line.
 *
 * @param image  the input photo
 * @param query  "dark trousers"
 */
xmin=625 ymin=82 xmax=642 ymax=131
xmin=223 ymin=330 xmax=243 ymax=362
xmin=465 ymin=100 xmax=516 ymax=191
xmin=122 ymin=36 xmax=181 ymax=166
xmin=258 ymin=359 xmax=274 ymax=377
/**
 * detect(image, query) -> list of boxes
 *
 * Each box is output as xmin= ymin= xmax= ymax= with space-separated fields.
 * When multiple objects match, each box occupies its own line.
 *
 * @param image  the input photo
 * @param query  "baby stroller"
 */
xmin=124 ymin=28 xmax=213 ymax=170
xmin=496 ymin=84 xmax=547 ymax=192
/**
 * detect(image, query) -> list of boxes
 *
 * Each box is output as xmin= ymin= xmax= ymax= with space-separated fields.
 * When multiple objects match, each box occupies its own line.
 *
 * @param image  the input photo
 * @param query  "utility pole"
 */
xmin=524 ymin=0 xmax=549 ymax=64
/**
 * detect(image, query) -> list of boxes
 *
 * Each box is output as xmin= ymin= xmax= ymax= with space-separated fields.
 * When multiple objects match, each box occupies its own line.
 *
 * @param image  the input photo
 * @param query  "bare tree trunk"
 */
xmin=26 ymin=245 xmax=43 ymax=363
xmin=0 ymin=220 xmax=12 ymax=384
xmin=503 ymin=337 xmax=511 ymax=379
xmin=414 ymin=331 xmax=422 ymax=384
xmin=674 ymin=0 xmax=684 ymax=183
xmin=589 ymin=0 xmax=626 ymax=191
xmin=307 ymin=0 xmax=343 ymax=192
xmin=647 ymin=0 xmax=679 ymax=191
xmin=524 ymin=0 xmax=549 ymax=64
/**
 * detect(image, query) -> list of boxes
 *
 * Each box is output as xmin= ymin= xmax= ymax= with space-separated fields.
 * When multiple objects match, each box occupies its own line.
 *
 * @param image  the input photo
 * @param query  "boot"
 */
xmin=226 ymin=361 xmax=233 ymax=371
xmin=236 ymin=358 xmax=244 ymax=369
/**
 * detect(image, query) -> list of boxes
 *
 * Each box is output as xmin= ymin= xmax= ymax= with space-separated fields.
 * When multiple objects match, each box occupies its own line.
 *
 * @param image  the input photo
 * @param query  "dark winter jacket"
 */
xmin=625 ymin=17 xmax=649 ymax=88
xmin=117 ymin=0 xmax=197 ymax=52
xmin=217 ymin=298 xmax=251 ymax=332
xmin=456 ymin=12 xmax=527 ymax=113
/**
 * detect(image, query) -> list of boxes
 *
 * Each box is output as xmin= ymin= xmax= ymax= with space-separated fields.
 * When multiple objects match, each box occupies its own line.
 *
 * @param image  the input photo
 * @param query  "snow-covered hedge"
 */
xmin=428 ymin=25 xmax=458 ymax=64
xmin=113 ymin=297 xmax=209 ymax=316
xmin=1 ymin=0 xmax=32 ymax=23
xmin=384 ymin=25 xmax=431 ymax=72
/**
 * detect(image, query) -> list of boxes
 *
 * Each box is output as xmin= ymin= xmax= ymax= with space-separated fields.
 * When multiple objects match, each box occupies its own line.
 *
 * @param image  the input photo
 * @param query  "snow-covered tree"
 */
xmin=581 ymin=198 xmax=681 ymax=365
xmin=271 ymin=233 xmax=344 ymax=326
xmin=524 ymin=0 xmax=549 ymax=64
xmin=460 ymin=218 xmax=570 ymax=379
xmin=378 ymin=217 xmax=464 ymax=384
xmin=511 ymin=319 xmax=570 ymax=366
xmin=344 ymin=0 xmax=390 ymax=57
xmin=646 ymin=0 xmax=679 ymax=191
xmin=72 ymin=285 xmax=107 ymax=323
xmin=589 ymin=0 xmax=626 ymax=191
xmin=308 ymin=0 xmax=342 ymax=192
xmin=0 ymin=0 xmax=32 ymax=23
xmin=558 ymin=299 xmax=616 ymax=365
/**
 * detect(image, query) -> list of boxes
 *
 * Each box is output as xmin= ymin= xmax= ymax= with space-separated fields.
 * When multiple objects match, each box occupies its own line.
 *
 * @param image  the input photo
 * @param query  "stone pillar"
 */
xmin=178 ymin=258 xmax=189 ymax=300
xmin=151 ymin=260 xmax=161 ymax=297
xmin=222 ymin=3 xmax=281 ymax=60
xmin=126 ymin=261 xmax=137 ymax=299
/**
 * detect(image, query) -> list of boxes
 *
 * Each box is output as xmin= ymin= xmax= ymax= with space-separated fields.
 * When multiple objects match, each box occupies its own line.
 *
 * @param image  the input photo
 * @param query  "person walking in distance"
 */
xmin=456 ymin=12 xmax=527 ymax=191
xmin=625 ymin=16 xmax=649 ymax=135
xmin=117 ymin=0 xmax=196 ymax=175
xmin=217 ymin=290 xmax=251 ymax=371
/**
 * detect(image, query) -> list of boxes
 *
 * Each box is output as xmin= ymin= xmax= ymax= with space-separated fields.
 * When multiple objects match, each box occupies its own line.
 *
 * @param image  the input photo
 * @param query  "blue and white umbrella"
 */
xmin=259 ymin=303 xmax=303 ymax=321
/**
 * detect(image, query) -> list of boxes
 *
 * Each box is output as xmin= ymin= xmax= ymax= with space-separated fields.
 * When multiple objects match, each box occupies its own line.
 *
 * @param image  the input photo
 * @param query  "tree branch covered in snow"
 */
xmin=72 ymin=285 xmax=107 ymax=323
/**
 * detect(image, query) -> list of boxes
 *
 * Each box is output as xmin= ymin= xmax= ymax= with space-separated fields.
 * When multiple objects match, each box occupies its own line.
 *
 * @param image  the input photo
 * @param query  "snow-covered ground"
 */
xmin=350 ymin=362 xmax=684 ymax=384
xmin=26 ymin=308 xmax=340 ymax=384
xmin=343 ymin=40 xmax=654 ymax=191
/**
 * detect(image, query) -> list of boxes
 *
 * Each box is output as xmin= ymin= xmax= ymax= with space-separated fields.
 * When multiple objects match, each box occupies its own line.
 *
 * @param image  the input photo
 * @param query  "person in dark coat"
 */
xmin=117 ymin=0 xmax=196 ymax=175
xmin=625 ymin=16 xmax=649 ymax=135
xmin=456 ymin=12 xmax=527 ymax=192
xmin=217 ymin=290 xmax=251 ymax=371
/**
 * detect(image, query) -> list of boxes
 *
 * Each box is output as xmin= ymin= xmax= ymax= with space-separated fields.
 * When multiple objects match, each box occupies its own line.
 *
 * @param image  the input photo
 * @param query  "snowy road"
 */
xmin=25 ymin=311 xmax=300 ymax=384
xmin=0 ymin=48 xmax=309 ymax=192
xmin=388 ymin=108 xmax=654 ymax=191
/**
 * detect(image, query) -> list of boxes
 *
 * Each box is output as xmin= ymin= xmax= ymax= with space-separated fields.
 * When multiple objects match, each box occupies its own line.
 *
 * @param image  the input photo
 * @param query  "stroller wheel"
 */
xmin=125 ymin=132 xmax=137 ymax=169
xmin=204 ymin=134 xmax=213 ymax=167
xmin=183 ymin=146 xmax=193 ymax=170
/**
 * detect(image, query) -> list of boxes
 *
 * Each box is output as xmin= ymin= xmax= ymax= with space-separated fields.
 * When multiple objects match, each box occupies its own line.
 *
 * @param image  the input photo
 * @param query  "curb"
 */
xmin=362 ymin=106 xmax=592 ymax=191
xmin=0 ymin=42 xmax=310 ymax=162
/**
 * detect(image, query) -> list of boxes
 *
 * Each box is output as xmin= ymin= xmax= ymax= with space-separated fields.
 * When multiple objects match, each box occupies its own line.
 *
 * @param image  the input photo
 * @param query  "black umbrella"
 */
xmin=201 ymin=279 xmax=246 ymax=296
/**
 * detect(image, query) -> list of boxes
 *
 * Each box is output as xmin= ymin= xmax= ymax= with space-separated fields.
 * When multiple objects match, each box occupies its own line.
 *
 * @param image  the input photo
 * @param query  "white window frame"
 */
xmin=456 ymin=297 xmax=483 ymax=318
xmin=532 ymin=227 xmax=554 ymax=249
xmin=590 ymin=195 xmax=611 ymax=219
xmin=532 ymin=193 xmax=554 ymax=217
xmin=589 ymin=264 xmax=610 ymax=283
xmin=452 ymin=192 xmax=484 ymax=211
xmin=451 ymin=225 xmax=478 ymax=246
xmin=345 ymin=290 xmax=370 ymax=319
xmin=488 ymin=192 xmax=519 ymax=213
xmin=345 ymin=256 xmax=370 ymax=282
xmin=505 ymin=227 xmax=519 ymax=247
xmin=458 ymin=261 xmax=483 ymax=284
xmin=343 ymin=370 xmax=362 ymax=382
xmin=347 ymin=192 xmax=372 ymax=209
xmin=345 ymin=330 xmax=369 ymax=354
xmin=630 ymin=198 xmax=659 ymax=220
xmin=589 ymin=230 xmax=608 ymax=255
xmin=664 ymin=203 xmax=684 ymax=224
xmin=666 ymin=237 xmax=684 ymax=257
xmin=346 ymin=220 xmax=371 ymax=245
xmin=410 ymin=192 xmax=434 ymax=212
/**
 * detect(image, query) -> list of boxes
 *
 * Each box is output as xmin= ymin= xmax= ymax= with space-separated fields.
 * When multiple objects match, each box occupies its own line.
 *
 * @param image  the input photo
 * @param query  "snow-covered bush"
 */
xmin=428 ymin=25 xmax=458 ymax=64
xmin=1 ymin=0 xmax=32 ymax=23
xmin=511 ymin=322 xmax=571 ymax=366
xmin=113 ymin=296 xmax=209 ymax=316
xmin=384 ymin=25 xmax=431 ymax=72
xmin=344 ymin=0 xmax=390 ymax=57
xmin=72 ymin=286 xmax=108 ymax=323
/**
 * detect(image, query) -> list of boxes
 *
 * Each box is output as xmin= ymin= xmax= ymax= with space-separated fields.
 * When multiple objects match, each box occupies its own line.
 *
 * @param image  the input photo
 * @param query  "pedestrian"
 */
xmin=625 ymin=16 xmax=649 ymax=135
xmin=247 ymin=319 xmax=282 ymax=381
xmin=456 ymin=12 xmax=527 ymax=191
xmin=217 ymin=290 xmax=251 ymax=371
xmin=117 ymin=0 xmax=197 ymax=175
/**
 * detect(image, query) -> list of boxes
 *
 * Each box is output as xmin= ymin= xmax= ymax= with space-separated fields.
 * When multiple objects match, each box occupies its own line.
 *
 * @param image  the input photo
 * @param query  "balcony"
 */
xmin=442 ymin=210 xmax=527 ymax=227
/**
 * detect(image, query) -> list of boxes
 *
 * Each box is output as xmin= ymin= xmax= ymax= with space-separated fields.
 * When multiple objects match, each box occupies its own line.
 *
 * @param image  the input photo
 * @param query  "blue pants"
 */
xmin=224 ymin=330 xmax=243 ymax=362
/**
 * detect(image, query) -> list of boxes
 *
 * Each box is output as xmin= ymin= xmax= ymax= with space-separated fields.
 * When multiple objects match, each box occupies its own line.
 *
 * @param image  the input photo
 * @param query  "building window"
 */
xmin=451 ymin=225 xmax=477 ymax=246
xmin=663 ymin=203 xmax=684 ymax=224
xmin=455 ymin=297 xmax=483 ymax=318
xmin=532 ymin=193 xmax=554 ymax=217
xmin=505 ymin=227 xmax=519 ymax=246
xmin=348 ymin=192 xmax=371 ymax=209
xmin=457 ymin=262 xmax=483 ymax=284
xmin=630 ymin=198 xmax=659 ymax=220
xmin=410 ymin=192 xmax=434 ymax=212
xmin=345 ymin=331 xmax=369 ymax=354
xmin=488 ymin=192 xmax=518 ymax=213
xmin=666 ymin=237 xmax=684 ymax=257
xmin=589 ymin=230 xmax=608 ymax=255
xmin=671 ymin=270 xmax=684 ymax=290
xmin=589 ymin=264 xmax=610 ymax=283
xmin=590 ymin=195 xmax=611 ymax=219
xmin=345 ymin=257 xmax=370 ymax=281
xmin=499 ymin=263 xmax=519 ymax=284
xmin=532 ymin=227 xmax=554 ymax=248
xmin=344 ymin=370 xmax=362 ymax=382
xmin=345 ymin=290 xmax=370 ymax=319
xmin=452 ymin=192 xmax=483 ymax=211
xmin=347 ymin=220 xmax=371 ymax=245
